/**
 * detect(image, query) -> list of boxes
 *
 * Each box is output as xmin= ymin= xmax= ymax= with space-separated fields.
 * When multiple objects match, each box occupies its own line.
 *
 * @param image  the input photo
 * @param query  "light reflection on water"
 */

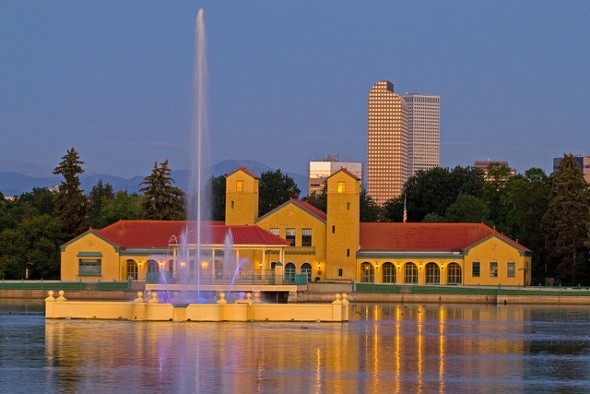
xmin=1 ymin=301 xmax=589 ymax=393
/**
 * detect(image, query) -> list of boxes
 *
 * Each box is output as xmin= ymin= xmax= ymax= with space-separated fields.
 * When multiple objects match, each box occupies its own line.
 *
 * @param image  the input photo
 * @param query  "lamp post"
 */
xmin=25 ymin=261 xmax=34 ymax=280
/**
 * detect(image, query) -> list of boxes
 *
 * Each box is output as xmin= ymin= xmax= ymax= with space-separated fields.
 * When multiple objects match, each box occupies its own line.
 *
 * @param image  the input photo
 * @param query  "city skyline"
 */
xmin=1 ymin=2 xmax=589 ymax=179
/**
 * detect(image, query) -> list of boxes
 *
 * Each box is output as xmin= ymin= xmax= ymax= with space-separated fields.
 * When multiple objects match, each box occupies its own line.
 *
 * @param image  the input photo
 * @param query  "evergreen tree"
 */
xmin=53 ymin=148 xmax=89 ymax=238
xmin=95 ymin=191 xmax=145 ymax=228
xmin=542 ymin=155 xmax=590 ymax=285
xmin=89 ymin=180 xmax=115 ymax=228
xmin=140 ymin=160 xmax=185 ymax=220
xmin=360 ymin=189 xmax=381 ymax=222
xmin=209 ymin=174 xmax=227 ymax=221
xmin=259 ymin=170 xmax=300 ymax=216
xmin=304 ymin=188 xmax=327 ymax=213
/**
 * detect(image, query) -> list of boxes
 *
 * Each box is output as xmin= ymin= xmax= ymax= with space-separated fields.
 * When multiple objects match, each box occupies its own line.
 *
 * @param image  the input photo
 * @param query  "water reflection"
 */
xmin=3 ymin=302 xmax=590 ymax=392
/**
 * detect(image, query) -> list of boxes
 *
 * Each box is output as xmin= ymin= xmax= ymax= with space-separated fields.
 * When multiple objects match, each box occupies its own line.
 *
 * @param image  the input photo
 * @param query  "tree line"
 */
xmin=1 ymin=148 xmax=588 ymax=286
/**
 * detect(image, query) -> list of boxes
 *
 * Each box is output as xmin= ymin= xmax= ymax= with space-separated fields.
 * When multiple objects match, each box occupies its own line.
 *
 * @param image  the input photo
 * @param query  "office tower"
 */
xmin=402 ymin=93 xmax=440 ymax=176
xmin=553 ymin=155 xmax=590 ymax=183
xmin=308 ymin=154 xmax=362 ymax=195
xmin=367 ymin=80 xmax=408 ymax=205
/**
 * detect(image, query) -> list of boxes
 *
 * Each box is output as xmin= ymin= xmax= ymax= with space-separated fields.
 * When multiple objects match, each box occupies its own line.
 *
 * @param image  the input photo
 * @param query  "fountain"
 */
xmin=44 ymin=9 xmax=349 ymax=322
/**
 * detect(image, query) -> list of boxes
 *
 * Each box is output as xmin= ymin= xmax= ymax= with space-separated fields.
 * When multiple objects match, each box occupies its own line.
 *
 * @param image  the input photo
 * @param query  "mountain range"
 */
xmin=0 ymin=159 xmax=308 ymax=197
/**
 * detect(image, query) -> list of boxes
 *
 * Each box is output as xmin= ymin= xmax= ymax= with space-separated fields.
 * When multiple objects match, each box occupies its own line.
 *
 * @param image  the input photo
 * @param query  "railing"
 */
xmin=0 ymin=280 xmax=129 ymax=291
xmin=354 ymin=283 xmax=590 ymax=296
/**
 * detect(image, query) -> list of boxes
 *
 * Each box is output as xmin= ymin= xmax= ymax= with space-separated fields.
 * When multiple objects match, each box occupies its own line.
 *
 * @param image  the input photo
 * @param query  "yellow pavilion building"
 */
xmin=60 ymin=167 xmax=532 ymax=286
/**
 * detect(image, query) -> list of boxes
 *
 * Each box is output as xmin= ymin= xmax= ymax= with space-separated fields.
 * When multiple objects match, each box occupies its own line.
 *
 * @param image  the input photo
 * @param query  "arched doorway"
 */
xmin=448 ymin=262 xmax=462 ymax=284
xmin=404 ymin=262 xmax=418 ymax=284
xmin=425 ymin=262 xmax=440 ymax=284
xmin=301 ymin=262 xmax=312 ymax=283
xmin=285 ymin=262 xmax=296 ymax=284
xmin=147 ymin=260 xmax=158 ymax=283
xmin=382 ymin=262 xmax=395 ymax=284
xmin=126 ymin=259 xmax=138 ymax=280
xmin=360 ymin=262 xmax=374 ymax=283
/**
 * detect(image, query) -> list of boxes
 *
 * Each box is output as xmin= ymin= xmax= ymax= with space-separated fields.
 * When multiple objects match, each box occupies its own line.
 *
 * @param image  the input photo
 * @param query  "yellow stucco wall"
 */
xmin=61 ymin=233 xmax=121 ymax=282
xmin=257 ymin=201 xmax=326 ymax=280
xmin=225 ymin=169 xmax=259 ymax=225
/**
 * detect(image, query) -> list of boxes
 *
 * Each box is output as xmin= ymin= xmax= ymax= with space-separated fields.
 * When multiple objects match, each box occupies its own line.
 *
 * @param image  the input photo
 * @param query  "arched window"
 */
xmin=126 ymin=259 xmax=138 ymax=280
xmin=285 ymin=262 xmax=296 ymax=284
xmin=425 ymin=262 xmax=440 ymax=284
xmin=382 ymin=262 xmax=396 ymax=284
xmin=301 ymin=262 xmax=312 ymax=283
xmin=448 ymin=262 xmax=462 ymax=285
xmin=146 ymin=260 xmax=158 ymax=284
xmin=404 ymin=262 xmax=418 ymax=284
xmin=361 ymin=262 xmax=374 ymax=283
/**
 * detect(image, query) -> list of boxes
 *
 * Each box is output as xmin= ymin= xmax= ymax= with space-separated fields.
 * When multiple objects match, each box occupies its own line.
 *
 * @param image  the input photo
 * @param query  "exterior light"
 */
xmin=180 ymin=261 xmax=186 ymax=268
xmin=318 ymin=263 xmax=321 ymax=270
xmin=259 ymin=262 xmax=262 ymax=269
xmin=375 ymin=263 xmax=379 ymax=270
xmin=158 ymin=261 xmax=165 ymax=268
xmin=200 ymin=260 xmax=209 ymax=270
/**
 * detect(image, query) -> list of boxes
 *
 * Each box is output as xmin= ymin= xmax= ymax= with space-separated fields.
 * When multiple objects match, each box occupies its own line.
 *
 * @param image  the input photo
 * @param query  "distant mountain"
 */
xmin=0 ymin=159 xmax=308 ymax=197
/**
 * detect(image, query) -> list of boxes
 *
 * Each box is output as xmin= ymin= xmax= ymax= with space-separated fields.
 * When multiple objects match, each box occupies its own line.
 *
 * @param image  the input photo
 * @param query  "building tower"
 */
xmin=308 ymin=153 xmax=362 ymax=196
xmin=367 ymin=80 xmax=408 ymax=205
xmin=402 ymin=93 xmax=440 ymax=176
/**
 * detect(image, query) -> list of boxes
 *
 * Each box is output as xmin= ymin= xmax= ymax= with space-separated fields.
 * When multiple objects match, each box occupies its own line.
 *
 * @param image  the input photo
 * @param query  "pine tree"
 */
xmin=542 ymin=155 xmax=590 ymax=285
xmin=140 ymin=160 xmax=185 ymax=220
xmin=53 ymin=148 xmax=89 ymax=238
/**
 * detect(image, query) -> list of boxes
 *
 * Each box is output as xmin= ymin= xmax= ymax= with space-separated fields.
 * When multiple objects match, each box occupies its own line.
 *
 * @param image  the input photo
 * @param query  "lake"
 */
xmin=1 ymin=300 xmax=589 ymax=393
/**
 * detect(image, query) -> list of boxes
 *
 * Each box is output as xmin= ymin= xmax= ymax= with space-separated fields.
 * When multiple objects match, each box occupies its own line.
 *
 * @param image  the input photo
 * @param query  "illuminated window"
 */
xmin=126 ymin=259 xmax=138 ymax=280
xmin=507 ymin=262 xmax=515 ymax=278
xmin=382 ymin=262 xmax=395 ymax=283
xmin=302 ymin=228 xmax=312 ymax=246
xmin=269 ymin=228 xmax=279 ymax=237
xmin=361 ymin=262 xmax=374 ymax=283
xmin=448 ymin=263 xmax=462 ymax=284
xmin=490 ymin=261 xmax=498 ymax=277
xmin=236 ymin=180 xmax=243 ymax=192
xmin=337 ymin=181 xmax=345 ymax=193
xmin=286 ymin=228 xmax=295 ymax=246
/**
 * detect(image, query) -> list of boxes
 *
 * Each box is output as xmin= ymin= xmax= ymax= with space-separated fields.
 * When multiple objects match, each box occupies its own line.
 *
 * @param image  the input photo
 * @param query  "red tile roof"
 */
xmin=359 ymin=222 xmax=530 ymax=252
xmin=92 ymin=220 xmax=289 ymax=248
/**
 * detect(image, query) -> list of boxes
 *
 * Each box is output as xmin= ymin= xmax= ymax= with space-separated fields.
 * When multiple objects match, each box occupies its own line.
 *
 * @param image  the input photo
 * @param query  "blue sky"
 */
xmin=1 ymin=1 xmax=589 ymax=179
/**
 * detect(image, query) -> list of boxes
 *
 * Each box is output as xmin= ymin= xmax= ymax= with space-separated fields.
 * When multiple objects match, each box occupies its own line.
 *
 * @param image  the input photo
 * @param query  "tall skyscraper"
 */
xmin=367 ymin=80 xmax=408 ymax=205
xmin=402 ymin=93 xmax=440 ymax=176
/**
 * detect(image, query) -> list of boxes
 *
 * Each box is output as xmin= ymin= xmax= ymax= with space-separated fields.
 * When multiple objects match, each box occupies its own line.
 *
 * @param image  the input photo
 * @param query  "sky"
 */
xmin=1 ymin=1 xmax=589 ymax=179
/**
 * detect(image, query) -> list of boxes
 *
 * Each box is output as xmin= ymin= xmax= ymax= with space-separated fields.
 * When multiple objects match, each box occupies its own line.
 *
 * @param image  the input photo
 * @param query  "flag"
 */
xmin=403 ymin=195 xmax=407 ymax=223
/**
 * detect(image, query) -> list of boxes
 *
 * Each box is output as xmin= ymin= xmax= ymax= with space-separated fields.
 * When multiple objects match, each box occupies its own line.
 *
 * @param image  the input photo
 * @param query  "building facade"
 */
xmin=367 ymin=80 xmax=408 ymax=205
xmin=402 ymin=93 xmax=440 ymax=176
xmin=61 ymin=167 xmax=532 ymax=287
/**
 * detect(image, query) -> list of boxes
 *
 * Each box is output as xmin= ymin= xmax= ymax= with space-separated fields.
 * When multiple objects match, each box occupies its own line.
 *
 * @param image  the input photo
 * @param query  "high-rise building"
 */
xmin=553 ymin=155 xmax=590 ymax=183
xmin=402 ymin=93 xmax=440 ymax=176
xmin=367 ymin=80 xmax=408 ymax=205
xmin=308 ymin=154 xmax=362 ymax=195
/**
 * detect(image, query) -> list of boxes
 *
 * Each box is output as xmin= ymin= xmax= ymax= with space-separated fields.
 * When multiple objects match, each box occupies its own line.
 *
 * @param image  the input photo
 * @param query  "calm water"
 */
xmin=1 ymin=300 xmax=589 ymax=393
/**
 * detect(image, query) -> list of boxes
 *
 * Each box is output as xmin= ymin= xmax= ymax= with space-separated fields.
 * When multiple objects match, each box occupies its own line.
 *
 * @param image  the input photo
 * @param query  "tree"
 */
xmin=360 ymin=189 xmax=381 ymax=222
xmin=445 ymin=194 xmax=489 ymax=223
xmin=89 ymin=180 xmax=115 ymax=228
xmin=542 ymin=155 xmax=590 ymax=285
xmin=140 ymin=160 xmax=185 ymax=220
xmin=304 ymin=188 xmax=327 ymax=213
xmin=94 ymin=191 xmax=145 ymax=228
xmin=258 ymin=170 xmax=300 ymax=216
xmin=209 ymin=175 xmax=227 ymax=221
xmin=0 ymin=214 xmax=64 ymax=279
xmin=482 ymin=163 xmax=514 ymax=232
xmin=53 ymin=147 xmax=89 ymax=238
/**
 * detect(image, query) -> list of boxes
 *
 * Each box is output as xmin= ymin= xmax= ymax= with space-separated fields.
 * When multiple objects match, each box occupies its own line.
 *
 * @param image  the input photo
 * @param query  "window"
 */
xmin=448 ymin=263 xmax=462 ymax=284
xmin=346 ymin=249 xmax=350 ymax=257
xmin=472 ymin=261 xmax=480 ymax=277
xmin=382 ymin=262 xmax=395 ymax=284
xmin=301 ymin=263 xmax=312 ymax=283
xmin=490 ymin=261 xmax=498 ymax=277
xmin=337 ymin=181 xmax=345 ymax=193
xmin=332 ymin=225 xmax=335 ymax=234
xmin=425 ymin=262 xmax=440 ymax=284
xmin=79 ymin=258 xmax=101 ymax=276
xmin=126 ymin=260 xmax=138 ymax=280
xmin=269 ymin=228 xmax=279 ymax=237
xmin=347 ymin=202 xmax=350 ymax=210
xmin=302 ymin=228 xmax=312 ymax=246
xmin=236 ymin=180 xmax=244 ymax=192
xmin=285 ymin=263 xmax=296 ymax=284
xmin=404 ymin=263 xmax=418 ymax=284
xmin=286 ymin=228 xmax=295 ymax=246
xmin=507 ymin=262 xmax=515 ymax=278
xmin=338 ymin=268 xmax=343 ymax=277
xmin=361 ymin=262 xmax=374 ymax=283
